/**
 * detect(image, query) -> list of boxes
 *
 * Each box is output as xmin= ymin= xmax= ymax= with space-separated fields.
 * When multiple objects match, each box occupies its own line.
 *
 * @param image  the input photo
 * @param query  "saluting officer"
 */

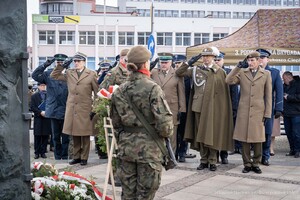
xmin=151 ymin=52 xmax=186 ymax=153
xmin=176 ymin=47 xmax=234 ymax=172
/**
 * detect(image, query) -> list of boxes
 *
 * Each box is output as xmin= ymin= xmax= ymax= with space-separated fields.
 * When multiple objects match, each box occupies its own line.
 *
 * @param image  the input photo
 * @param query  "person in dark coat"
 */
xmin=256 ymin=49 xmax=284 ymax=166
xmin=214 ymin=52 xmax=239 ymax=164
xmin=31 ymin=83 xmax=52 ymax=159
xmin=282 ymin=71 xmax=300 ymax=158
xmin=32 ymin=54 xmax=70 ymax=160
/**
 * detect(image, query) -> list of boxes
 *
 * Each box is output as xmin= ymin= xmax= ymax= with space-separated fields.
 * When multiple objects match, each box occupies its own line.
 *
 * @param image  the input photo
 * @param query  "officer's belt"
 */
xmin=123 ymin=126 xmax=146 ymax=133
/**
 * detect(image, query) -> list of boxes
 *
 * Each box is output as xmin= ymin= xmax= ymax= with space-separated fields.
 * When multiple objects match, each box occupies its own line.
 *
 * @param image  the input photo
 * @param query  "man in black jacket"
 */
xmin=282 ymin=71 xmax=300 ymax=158
xmin=32 ymin=54 xmax=70 ymax=160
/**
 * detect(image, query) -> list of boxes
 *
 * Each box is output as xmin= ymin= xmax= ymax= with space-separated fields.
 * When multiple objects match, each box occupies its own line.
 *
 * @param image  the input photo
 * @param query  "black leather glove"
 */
xmin=89 ymin=112 xmax=96 ymax=120
xmin=62 ymin=58 xmax=73 ymax=69
xmin=187 ymin=54 xmax=202 ymax=66
xmin=237 ymin=58 xmax=249 ymax=68
xmin=43 ymin=58 xmax=55 ymax=68
xmin=274 ymin=111 xmax=282 ymax=119
xmin=150 ymin=58 xmax=160 ymax=71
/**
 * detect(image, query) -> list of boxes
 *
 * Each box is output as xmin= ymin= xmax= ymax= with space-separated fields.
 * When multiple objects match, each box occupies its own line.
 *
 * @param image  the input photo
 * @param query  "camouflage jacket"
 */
xmin=110 ymin=72 xmax=173 ymax=163
xmin=99 ymin=63 xmax=128 ymax=90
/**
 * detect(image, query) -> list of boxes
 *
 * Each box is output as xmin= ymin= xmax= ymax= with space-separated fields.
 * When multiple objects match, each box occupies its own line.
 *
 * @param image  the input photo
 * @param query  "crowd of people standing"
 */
xmin=29 ymin=45 xmax=299 ymax=200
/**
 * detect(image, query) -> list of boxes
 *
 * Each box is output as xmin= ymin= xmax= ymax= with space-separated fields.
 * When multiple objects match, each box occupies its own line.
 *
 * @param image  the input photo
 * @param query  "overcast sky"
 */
xmin=26 ymin=0 xmax=117 ymax=46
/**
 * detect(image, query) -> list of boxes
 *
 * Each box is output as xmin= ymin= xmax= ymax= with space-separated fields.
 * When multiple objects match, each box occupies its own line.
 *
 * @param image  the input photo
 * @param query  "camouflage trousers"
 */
xmin=117 ymin=159 xmax=162 ymax=200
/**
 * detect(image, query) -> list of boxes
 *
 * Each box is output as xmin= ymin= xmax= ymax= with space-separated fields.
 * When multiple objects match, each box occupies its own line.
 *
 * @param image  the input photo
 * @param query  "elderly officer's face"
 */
xmin=74 ymin=60 xmax=85 ymax=70
xmin=160 ymin=60 xmax=172 ymax=71
xmin=214 ymin=58 xmax=224 ymax=68
xmin=247 ymin=58 xmax=259 ymax=70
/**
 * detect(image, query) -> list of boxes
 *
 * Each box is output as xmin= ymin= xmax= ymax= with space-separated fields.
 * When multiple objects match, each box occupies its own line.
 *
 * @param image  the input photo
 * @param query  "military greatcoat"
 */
xmin=176 ymin=63 xmax=234 ymax=151
xmin=225 ymin=66 xmax=272 ymax=143
xmin=50 ymin=65 xmax=99 ymax=136
xmin=151 ymin=67 xmax=186 ymax=125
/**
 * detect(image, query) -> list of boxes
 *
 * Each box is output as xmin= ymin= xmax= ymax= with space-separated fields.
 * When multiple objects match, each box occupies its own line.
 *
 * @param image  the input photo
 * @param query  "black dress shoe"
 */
xmin=221 ymin=158 xmax=228 ymax=164
xmin=69 ymin=159 xmax=81 ymax=165
xmin=286 ymin=151 xmax=295 ymax=156
xmin=261 ymin=159 xmax=269 ymax=166
xmin=80 ymin=160 xmax=87 ymax=165
xmin=294 ymin=152 xmax=300 ymax=158
xmin=178 ymin=156 xmax=186 ymax=163
xmin=41 ymin=154 xmax=47 ymax=158
xmin=209 ymin=164 xmax=217 ymax=171
xmin=34 ymin=154 xmax=39 ymax=159
xmin=242 ymin=166 xmax=251 ymax=173
xmin=185 ymin=153 xmax=196 ymax=158
xmin=197 ymin=163 xmax=208 ymax=170
xmin=270 ymin=152 xmax=275 ymax=156
xmin=252 ymin=166 xmax=262 ymax=174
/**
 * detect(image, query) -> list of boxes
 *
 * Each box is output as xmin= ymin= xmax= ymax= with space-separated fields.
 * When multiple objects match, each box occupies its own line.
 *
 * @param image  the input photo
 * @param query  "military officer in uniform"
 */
xmin=176 ymin=47 xmax=234 ymax=171
xmin=111 ymin=46 xmax=173 ymax=199
xmin=226 ymin=52 xmax=272 ymax=174
xmin=151 ymin=53 xmax=186 ymax=153
xmin=51 ymin=52 xmax=99 ymax=166
xmin=100 ymin=49 xmax=129 ymax=89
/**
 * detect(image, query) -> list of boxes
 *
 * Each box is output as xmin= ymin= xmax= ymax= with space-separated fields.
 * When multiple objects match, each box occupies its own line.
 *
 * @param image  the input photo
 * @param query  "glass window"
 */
xmin=79 ymin=31 xmax=95 ymax=45
xmin=173 ymin=10 xmax=179 ymax=17
xmin=138 ymin=32 xmax=151 ymax=45
xmin=176 ymin=33 xmax=183 ymax=45
xmin=87 ymin=57 xmax=96 ymax=70
xmin=118 ymin=32 xmax=135 ymax=45
xmin=106 ymin=32 xmax=115 ymax=45
xmin=59 ymin=31 xmax=75 ymax=45
xmin=194 ymin=33 xmax=210 ymax=45
xmin=39 ymin=31 xmax=55 ymax=44
xmin=157 ymin=32 xmax=172 ymax=46
xmin=99 ymin=31 xmax=104 ymax=45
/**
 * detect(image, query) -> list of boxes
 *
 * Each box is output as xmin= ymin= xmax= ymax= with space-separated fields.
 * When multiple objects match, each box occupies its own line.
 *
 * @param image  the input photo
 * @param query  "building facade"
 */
xmin=32 ymin=0 xmax=300 ymax=73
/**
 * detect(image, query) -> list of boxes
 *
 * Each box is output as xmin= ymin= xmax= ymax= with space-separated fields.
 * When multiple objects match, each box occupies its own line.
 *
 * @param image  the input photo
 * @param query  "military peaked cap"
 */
xmin=158 ymin=52 xmax=173 ymax=61
xmin=73 ymin=52 xmax=87 ymax=61
xmin=256 ymin=48 xmax=271 ymax=57
xmin=54 ymin=54 xmax=68 ymax=61
xmin=201 ymin=47 xmax=217 ymax=56
xmin=247 ymin=51 xmax=260 ymax=59
xmin=173 ymin=54 xmax=187 ymax=62
xmin=216 ymin=52 xmax=225 ymax=59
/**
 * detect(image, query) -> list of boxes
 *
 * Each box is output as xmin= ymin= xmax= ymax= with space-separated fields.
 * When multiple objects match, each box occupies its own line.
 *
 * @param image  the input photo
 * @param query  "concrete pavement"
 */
xmin=30 ymin=134 xmax=300 ymax=200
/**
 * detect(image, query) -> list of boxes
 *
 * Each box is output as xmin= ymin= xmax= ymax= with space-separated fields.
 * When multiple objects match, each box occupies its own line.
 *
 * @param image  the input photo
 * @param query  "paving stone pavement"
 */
xmin=30 ymin=133 xmax=300 ymax=200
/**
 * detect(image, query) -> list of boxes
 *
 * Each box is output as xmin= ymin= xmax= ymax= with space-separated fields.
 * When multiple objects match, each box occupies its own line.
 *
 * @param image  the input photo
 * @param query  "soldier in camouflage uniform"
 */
xmin=110 ymin=46 xmax=173 ymax=200
xmin=99 ymin=49 xmax=129 ymax=90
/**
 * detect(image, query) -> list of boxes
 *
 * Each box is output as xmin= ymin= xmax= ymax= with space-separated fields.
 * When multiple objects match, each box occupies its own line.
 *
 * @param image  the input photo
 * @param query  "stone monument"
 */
xmin=0 ymin=1 xmax=32 ymax=199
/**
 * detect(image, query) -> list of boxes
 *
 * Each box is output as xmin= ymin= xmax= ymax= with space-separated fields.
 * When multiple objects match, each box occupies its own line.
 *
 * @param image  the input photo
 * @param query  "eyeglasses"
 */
xmin=175 ymin=61 xmax=182 ymax=64
xmin=214 ymin=59 xmax=221 ymax=62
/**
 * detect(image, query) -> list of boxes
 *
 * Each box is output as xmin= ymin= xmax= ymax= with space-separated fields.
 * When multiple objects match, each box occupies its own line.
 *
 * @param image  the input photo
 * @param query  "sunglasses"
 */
xmin=214 ymin=59 xmax=221 ymax=62
xmin=259 ymin=56 xmax=268 ymax=59
xmin=175 ymin=61 xmax=182 ymax=64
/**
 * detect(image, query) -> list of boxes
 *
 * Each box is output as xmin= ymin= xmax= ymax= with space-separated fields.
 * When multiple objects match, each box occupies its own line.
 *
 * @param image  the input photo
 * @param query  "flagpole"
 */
xmin=151 ymin=0 xmax=154 ymax=33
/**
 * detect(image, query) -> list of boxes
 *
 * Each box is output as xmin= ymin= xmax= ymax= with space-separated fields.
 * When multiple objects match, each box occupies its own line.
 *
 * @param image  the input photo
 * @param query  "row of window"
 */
xmin=40 ymin=3 xmax=73 ymax=15
xmin=136 ymin=9 xmax=255 ymax=19
xmin=129 ymin=0 xmax=300 ymax=6
xmin=39 ymin=31 xmax=228 ymax=46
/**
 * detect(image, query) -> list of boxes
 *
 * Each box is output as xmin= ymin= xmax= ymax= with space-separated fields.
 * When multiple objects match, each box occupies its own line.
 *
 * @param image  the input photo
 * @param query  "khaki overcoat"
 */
xmin=225 ymin=66 xmax=272 ymax=143
xmin=151 ymin=67 xmax=186 ymax=125
xmin=176 ymin=63 xmax=234 ymax=151
xmin=51 ymin=66 xmax=99 ymax=136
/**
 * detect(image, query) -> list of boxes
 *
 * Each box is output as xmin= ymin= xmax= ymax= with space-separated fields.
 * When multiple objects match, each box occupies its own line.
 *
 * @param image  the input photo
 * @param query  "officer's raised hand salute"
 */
xmin=43 ymin=58 xmax=55 ymax=69
xmin=237 ymin=58 xmax=249 ymax=68
xmin=187 ymin=53 xmax=202 ymax=66
xmin=62 ymin=58 xmax=73 ymax=69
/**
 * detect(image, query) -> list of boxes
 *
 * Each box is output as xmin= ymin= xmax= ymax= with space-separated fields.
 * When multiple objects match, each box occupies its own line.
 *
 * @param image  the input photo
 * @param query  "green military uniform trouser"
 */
xmin=241 ymin=142 xmax=262 ymax=167
xmin=117 ymin=159 xmax=162 ymax=200
xmin=194 ymin=113 xmax=218 ymax=165
xmin=72 ymin=135 xmax=90 ymax=160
